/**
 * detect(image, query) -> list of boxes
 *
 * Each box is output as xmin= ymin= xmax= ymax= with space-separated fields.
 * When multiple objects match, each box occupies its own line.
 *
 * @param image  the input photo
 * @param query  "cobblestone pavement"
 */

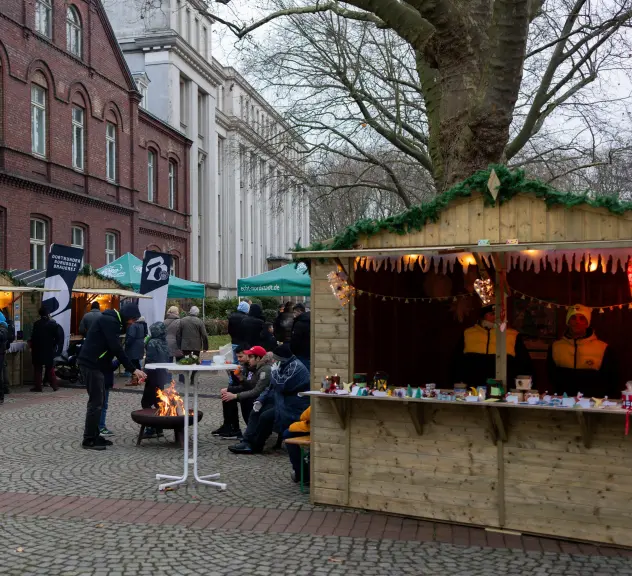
xmin=2 ymin=376 xmax=632 ymax=575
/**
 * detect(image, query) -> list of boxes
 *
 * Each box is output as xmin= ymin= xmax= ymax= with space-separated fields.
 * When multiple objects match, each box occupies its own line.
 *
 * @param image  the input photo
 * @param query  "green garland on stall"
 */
xmin=296 ymin=165 xmax=632 ymax=253
xmin=0 ymin=269 xmax=26 ymax=286
xmin=77 ymin=264 xmax=127 ymax=288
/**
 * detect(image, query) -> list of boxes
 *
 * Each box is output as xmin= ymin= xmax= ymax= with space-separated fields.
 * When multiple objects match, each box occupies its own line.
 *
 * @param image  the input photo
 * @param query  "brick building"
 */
xmin=0 ymin=0 xmax=192 ymax=276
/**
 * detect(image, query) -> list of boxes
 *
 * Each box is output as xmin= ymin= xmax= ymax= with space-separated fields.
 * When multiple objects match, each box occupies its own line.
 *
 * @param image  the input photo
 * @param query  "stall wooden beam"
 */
xmin=576 ymin=411 xmax=593 ymax=449
xmin=328 ymin=398 xmax=349 ymax=429
xmin=406 ymin=402 xmax=425 ymax=435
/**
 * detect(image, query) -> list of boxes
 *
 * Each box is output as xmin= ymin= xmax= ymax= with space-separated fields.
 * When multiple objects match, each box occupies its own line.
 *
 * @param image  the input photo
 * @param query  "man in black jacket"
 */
xmin=79 ymin=302 xmax=146 ymax=450
xmin=79 ymin=302 xmax=101 ymax=337
xmin=240 ymin=304 xmax=265 ymax=348
xmin=290 ymin=303 xmax=311 ymax=372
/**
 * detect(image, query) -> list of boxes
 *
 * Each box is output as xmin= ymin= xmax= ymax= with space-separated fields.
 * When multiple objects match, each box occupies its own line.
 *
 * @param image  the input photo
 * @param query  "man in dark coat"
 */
xmin=274 ymin=302 xmax=294 ymax=343
xmin=228 ymin=301 xmax=249 ymax=346
xmin=240 ymin=304 xmax=265 ymax=348
xmin=290 ymin=303 xmax=311 ymax=372
xmin=79 ymin=302 xmax=146 ymax=450
xmin=30 ymin=306 xmax=63 ymax=392
xmin=79 ymin=302 xmax=101 ymax=337
xmin=0 ymin=312 xmax=9 ymax=404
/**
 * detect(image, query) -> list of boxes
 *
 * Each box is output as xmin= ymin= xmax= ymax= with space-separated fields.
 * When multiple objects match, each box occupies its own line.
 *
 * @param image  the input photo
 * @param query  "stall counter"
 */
xmin=306 ymin=391 xmax=632 ymax=547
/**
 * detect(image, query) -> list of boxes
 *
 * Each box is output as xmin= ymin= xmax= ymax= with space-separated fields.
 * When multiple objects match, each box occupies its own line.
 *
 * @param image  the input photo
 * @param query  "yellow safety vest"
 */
xmin=463 ymin=324 xmax=517 ymax=357
xmin=551 ymin=333 xmax=607 ymax=371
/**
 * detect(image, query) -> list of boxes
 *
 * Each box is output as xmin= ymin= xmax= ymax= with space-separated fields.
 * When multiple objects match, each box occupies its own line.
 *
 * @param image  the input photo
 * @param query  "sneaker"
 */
xmin=94 ymin=436 xmax=113 ymax=446
xmin=100 ymin=427 xmax=115 ymax=436
xmin=291 ymin=470 xmax=298 ymax=483
xmin=211 ymin=425 xmax=230 ymax=436
xmin=143 ymin=428 xmax=157 ymax=439
xmin=219 ymin=428 xmax=242 ymax=440
xmin=82 ymin=439 xmax=106 ymax=451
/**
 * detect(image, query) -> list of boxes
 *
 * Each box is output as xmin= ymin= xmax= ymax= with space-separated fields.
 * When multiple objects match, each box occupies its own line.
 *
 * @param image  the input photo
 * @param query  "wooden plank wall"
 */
xmin=310 ymin=259 xmax=353 ymax=507
xmin=360 ymin=194 xmax=632 ymax=249
xmin=504 ymin=410 xmax=632 ymax=547
xmin=347 ymin=402 xmax=500 ymax=527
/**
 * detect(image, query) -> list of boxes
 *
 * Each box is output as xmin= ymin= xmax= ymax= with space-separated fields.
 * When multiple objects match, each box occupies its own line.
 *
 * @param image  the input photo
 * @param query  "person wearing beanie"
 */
xmin=176 ymin=305 xmax=208 ymax=357
xmin=79 ymin=302 xmax=101 ymax=337
xmin=452 ymin=303 xmax=532 ymax=390
xmin=164 ymin=306 xmax=182 ymax=361
xmin=78 ymin=302 xmax=147 ymax=450
xmin=229 ymin=343 xmax=310 ymax=455
xmin=239 ymin=304 xmax=265 ymax=349
xmin=227 ymin=302 xmax=251 ymax=384
xmin=29 ymin=306 xmax=63 ymax=393
xmin=547 ymin=303 xmax=618 ymax=398
xmin=290 ymin=303 xmax=311 ymax=372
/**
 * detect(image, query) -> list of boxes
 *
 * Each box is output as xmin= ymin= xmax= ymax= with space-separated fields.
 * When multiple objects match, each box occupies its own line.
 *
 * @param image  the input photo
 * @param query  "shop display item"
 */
xmin=515 ymin=375 xmax=533 ymax=391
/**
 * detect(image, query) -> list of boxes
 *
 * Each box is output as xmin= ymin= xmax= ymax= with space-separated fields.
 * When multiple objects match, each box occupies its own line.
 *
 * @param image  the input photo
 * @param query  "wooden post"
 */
xmin=495 ymin=254 xmax=507 ymax=387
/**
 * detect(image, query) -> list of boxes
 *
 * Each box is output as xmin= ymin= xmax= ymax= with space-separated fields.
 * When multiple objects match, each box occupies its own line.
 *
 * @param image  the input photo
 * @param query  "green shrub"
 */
xmin=204 ymin=318 xmax=228 ymax=336
xmin=263 ymin=309 xmax=277 ymax=322
xmin=203 ymin=297 xmax=240 ymax=319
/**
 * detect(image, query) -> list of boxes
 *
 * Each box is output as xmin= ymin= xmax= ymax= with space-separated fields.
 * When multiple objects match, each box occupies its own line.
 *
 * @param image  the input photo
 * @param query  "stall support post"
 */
xmin=494 ymin=254 xmax=507 ymax=387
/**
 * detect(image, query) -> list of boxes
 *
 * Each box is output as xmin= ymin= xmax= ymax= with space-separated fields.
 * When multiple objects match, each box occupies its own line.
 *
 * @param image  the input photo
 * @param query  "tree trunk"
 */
xmin=416 ymin=0 xmax=532 ymax=192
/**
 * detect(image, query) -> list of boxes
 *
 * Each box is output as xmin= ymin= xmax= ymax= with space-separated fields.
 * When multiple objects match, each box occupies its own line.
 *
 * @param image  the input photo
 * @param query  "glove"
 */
xmin=253 ymin=401 xmax=262 ymax=413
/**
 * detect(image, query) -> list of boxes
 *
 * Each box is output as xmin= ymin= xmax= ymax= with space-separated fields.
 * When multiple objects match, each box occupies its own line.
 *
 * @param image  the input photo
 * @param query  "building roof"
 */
xmin=294 ymin=165 xmax=632 ymax=258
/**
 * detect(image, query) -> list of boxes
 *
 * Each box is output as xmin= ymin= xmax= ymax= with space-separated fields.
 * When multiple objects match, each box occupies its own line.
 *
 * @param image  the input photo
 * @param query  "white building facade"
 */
xmin=104 ymin=0 xmax=309 ymax=295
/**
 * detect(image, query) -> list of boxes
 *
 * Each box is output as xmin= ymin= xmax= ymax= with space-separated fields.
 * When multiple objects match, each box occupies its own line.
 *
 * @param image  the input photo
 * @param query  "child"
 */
xmin=142 ymin=321 xmax=170 ymax=438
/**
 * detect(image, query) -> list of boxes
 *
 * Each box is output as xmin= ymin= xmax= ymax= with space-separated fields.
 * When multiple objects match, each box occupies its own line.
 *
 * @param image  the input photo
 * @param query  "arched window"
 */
xmin=106 ymin=121 xmax=117 ymax=182
xmin=105 ymin=232 xmax=118 ymax=264
xmin=31 ymin=81 xmax=47 ymax=157
xmin=148 ymin=150 xmax=156 ymax=202
xmin=168 ymin=160 xmax=177 ymax=209
xmin=30 ymin=218 xmax=48 ymax=269
xmin=66 ymin=6 xmax=82 ymax=58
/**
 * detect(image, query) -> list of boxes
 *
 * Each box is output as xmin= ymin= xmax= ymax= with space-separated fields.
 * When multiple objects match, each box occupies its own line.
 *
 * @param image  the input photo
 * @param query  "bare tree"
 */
xmin=200 ymin=0 xmax=632 ymax=197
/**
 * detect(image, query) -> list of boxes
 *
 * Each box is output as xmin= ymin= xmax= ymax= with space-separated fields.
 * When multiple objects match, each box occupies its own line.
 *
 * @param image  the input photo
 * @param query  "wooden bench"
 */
xmin=284 ymin=435 xmax=311 ymax=493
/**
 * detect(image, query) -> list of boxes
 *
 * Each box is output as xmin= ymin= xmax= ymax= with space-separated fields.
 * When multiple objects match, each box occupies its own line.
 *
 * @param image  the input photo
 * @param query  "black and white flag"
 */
xmin=42 ymin=244 xmax=84 ymax=352
xmin=138 ymin=251 xmax=172 ymax=328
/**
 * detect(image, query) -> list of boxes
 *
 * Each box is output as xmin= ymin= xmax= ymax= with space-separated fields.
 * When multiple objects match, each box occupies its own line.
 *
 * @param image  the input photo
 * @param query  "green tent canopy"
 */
xmin=238 ymin=263 xmax=311 ymax=297
xmin=97 ymin=253 xmax=205 ymax=299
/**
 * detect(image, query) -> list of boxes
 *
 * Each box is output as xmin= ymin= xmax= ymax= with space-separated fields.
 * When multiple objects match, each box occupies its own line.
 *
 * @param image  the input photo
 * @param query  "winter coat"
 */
xmin=241 ymin=305 xmax=265 ymax=348
xmin=259 ymin=329 xmax=278 ymax=353
xmin=289 ymin=406 xmax=311 ymax=433
xmin=452 ymin=323 xmax=533 ymax=390
xmin=290 ymin=312 xmax=311 ymax=360
xmin=139 ymin=321 xmax=149 ymax=339
xmin=30 ymin=317 xmax=63 ymax=366
xmin=227 ymin=310 xmax=248 ymax=345
xmin=125 ymin=321 xmax=146 ymax=360
xmin=259 ymin=355 xmax=310 ymax=433
xmin=79 ymin=309 xmax=101 ymax=337
xmin=177 ymin=314 xmax=208 ymax=352
xmin=235 ymin=353 xmax=274 ymax=402
xmin=145 ymin=322 xmax=171 ymax=388
xmin=274 ymin=312 xmax=294 ymax=343
xmin=78 ymin=308 xmax=137 ymax=374
xmin=0 ymin=323 xmax=9 ymax=361
xmin=547 ymin=329 xmax=618 ymax=398
xmin=163 ymin=313 xmax=182 ymax=358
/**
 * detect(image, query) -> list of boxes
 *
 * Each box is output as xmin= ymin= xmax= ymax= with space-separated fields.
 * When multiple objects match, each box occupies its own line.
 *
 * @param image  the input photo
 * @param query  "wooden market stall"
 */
xmin=296 ymin=169 xmax=632 ymax=548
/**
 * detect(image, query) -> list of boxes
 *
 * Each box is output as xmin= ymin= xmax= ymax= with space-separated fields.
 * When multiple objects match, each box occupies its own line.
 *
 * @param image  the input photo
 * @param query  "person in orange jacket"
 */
xmin=283 ymin=406 xmax=310 ymax=484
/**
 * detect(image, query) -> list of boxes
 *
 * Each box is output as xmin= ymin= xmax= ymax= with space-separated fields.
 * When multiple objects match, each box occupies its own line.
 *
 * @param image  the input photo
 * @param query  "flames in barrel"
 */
xmin=155 ymin=381 xmax=185 ymax=417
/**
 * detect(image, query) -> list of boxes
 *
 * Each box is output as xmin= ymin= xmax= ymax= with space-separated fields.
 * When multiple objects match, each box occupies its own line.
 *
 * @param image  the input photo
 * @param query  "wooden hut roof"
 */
xmin=295 ymin=166 xmax=632 ymax=258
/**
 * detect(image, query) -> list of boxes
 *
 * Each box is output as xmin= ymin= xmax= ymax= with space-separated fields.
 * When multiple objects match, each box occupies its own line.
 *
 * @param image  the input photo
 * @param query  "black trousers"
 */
xmin=81 ymin=366 xmax=105 ymax=441
xmin=243 ymin=399 xmax=276 ymax=452
xmin=222 ymin=397 xmax=254 ymax=430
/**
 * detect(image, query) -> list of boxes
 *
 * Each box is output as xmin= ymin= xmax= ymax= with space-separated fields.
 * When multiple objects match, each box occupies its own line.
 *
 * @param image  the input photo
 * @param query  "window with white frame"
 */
xmin=66 ymin=6 xmax=82 ymax=58
xmin=148 ymin=150 xmax=156 ymax=202
xmin=106 ymin=122 xmax=116 ymax=182
xmin=35 ymin=0 xmax=52 ymax=38
xmin=170 ymin=257 xmax=177 ymax=276
xmin=30 ymin=218 xmax=47 ymax=270
xmin=31 ymin=85 xmax=46 ymax=157
xmin=72 ymin=106 xmax=84 ymax=171
xmin=71 ymin=225 xmax=84 ymax=265
xmin=105 ymin=233 xmax=117 ymax=264
xmin=168 ymin=161 xmax=176 ymax=210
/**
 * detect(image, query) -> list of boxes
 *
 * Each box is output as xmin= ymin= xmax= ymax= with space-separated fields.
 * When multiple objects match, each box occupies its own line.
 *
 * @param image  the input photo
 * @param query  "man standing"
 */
xmin=30 ymin=306 xmax=63 ymax=393
xmin=547 ymin=304 xmax=618 ymax=398
xmin=290 ymin=303 xmax=311 ymax=372
xmin=176 ymin=306 xmax=208 ymax=357
xmin=79 ymin=302 xmax=146 ymax=450
xmin=79 ymin=302 xmax=101 ymax=337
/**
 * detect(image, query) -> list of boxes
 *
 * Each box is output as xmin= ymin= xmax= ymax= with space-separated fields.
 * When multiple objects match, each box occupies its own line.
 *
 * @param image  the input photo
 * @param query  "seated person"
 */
xmin=217 ymin=346 xmax=274 ymax=440
xmin=453 ymin=304 xmax=532 ymax=389
xmin=547 ymin=304 xmax=618 ymax=398
xmin=229 ymin=344 xmax=310 ymax=455
xmin=142 ymin=322 xmax=170 ymax=438
xmin=283 ymin=406 xmax=310 ymax=485
xmin=212 ymin=345 xmax=252 ymax=437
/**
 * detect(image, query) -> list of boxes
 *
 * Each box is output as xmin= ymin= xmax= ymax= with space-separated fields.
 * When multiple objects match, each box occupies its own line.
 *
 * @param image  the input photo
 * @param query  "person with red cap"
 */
xmin=214 ymin=345 xmax=274 ymax=439
xmin=547 ymin=303 xmax=618 ymax=398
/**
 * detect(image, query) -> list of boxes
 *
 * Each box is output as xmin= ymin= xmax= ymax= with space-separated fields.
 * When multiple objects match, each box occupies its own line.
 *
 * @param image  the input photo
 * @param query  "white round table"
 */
xmin=144 ymin=363 xmax=238 ymax=492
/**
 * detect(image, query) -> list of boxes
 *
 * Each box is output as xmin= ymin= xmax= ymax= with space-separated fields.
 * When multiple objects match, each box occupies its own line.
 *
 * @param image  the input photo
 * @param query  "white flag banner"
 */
xmin=138 ymin=251 xmax=172 ymax=328
xmin=42 ymin=244 xmax=84 ymax=352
